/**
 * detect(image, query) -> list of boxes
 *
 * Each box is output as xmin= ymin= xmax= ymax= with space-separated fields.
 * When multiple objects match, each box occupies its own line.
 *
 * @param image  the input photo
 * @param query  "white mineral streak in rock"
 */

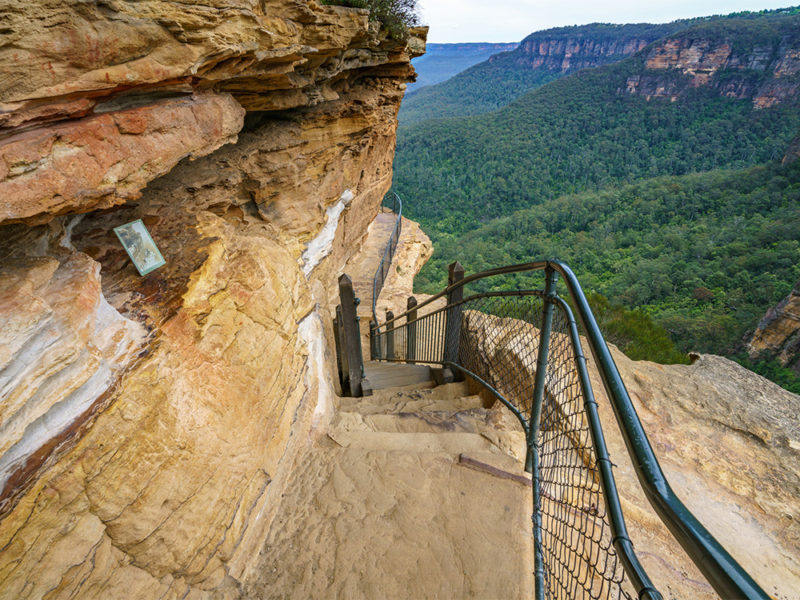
xmin=298 ymin=308 xmax=335 ymax=431
xmin=301 ymin=189 xmax=354 ymax=277
xmin=0 ymin=258 xmax=146 ymax=491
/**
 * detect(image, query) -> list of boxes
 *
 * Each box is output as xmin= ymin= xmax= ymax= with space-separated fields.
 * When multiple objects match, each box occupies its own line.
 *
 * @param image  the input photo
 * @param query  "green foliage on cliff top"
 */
xmin=322 ymin=0 xmax=419 ymax=39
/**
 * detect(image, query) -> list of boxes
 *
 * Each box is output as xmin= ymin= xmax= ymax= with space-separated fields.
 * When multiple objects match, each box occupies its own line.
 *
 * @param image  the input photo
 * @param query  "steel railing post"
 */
xmin=406 ymin=296 xmax=418 ymax=361
xmin=386 ymin=310 xmax=395 ymax=360
xmin=528 ymin=266 xmax=558 ymax=600
xmin=338 ymin=274 xmax=365 ymax=397
xmin=444 ymin=261 xmax=465 ymax=364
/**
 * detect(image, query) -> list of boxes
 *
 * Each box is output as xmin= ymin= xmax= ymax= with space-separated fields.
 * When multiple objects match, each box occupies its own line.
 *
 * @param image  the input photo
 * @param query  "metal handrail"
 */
xmin=370 ymin=259 xmax=770 ymax=600
xmin=371 ymin=191 xmax=403 ymax=324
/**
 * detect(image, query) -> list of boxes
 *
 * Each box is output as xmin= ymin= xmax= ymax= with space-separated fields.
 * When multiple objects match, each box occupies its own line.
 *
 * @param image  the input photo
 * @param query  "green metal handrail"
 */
xmin=370 ymin=259 xmax=770 ymax=600
xmin=371 ymin=191 xmax=402 ymax=324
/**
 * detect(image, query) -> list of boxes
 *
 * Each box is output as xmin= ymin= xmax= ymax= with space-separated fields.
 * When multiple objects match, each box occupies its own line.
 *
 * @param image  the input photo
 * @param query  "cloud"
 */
xmin=417 ymin=0 xmax=799 ymax=42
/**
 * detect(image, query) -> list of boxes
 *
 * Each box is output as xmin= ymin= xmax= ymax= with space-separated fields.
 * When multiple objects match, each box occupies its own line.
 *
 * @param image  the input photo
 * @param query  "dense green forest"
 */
xmin=414 ymin=161 xmax=800 ymax=357
xmin=397 ymin=67 xmax=800 ymax=239
xmin=395 ymin=9 xmax=800 ymax=391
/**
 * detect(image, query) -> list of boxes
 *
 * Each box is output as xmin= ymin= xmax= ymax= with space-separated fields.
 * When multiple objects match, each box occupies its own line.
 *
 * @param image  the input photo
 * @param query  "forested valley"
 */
xmin=395 ymin=8 xmax=800 ymax=392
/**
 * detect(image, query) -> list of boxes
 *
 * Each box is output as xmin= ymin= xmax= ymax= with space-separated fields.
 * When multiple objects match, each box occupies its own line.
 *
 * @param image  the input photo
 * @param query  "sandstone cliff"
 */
xmin=502 ymin=23 xmax=685 ymax=75
xmin=748 ymin=280 xmax=800 ymax=374
xmin=624 ymin=15 xmax=800 ymax=106
xmin=0 ymin=2 xmax=425 ymax=597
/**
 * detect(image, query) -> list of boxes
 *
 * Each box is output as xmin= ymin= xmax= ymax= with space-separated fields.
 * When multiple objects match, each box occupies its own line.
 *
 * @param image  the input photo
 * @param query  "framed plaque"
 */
xmin=113 ymin=219 xmax=166 ymax=276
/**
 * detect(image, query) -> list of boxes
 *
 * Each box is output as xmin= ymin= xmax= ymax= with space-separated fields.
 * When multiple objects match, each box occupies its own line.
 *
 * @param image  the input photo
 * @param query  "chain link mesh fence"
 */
xmin=371 ymin=288 xmax=637 ymax=599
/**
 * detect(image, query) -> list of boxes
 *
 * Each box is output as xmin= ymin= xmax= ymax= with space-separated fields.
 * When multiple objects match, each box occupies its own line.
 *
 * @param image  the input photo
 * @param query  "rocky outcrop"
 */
xmin=785 ymin=130 xmax=800 ymax=163
xmin=624 ymin=16 xmax=800 ymax=106
xmin=747 ymin=280 xmax=800 ymax=373
xmin=0 ymin=1 xmax=425 ymax=597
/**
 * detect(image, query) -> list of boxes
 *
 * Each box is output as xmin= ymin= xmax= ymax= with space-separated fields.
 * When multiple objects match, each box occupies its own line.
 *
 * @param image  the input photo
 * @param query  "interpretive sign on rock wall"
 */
xmin=114 ymin=219 xmax=166 ymax=276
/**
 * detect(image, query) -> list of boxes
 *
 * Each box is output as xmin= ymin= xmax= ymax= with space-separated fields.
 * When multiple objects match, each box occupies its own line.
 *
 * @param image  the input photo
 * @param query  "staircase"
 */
xmin=245 ymin=381 xmax=534 ymax=599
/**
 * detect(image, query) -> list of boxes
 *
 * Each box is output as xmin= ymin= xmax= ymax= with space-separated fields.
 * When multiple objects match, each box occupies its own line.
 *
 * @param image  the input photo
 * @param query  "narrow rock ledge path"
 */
xmin=244 ymin=381 xmax=534 ymax=599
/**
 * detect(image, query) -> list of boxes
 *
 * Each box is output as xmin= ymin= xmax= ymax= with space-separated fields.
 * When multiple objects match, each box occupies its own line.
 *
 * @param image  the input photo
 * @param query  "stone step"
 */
xmin=338 ymin=394 xmax=486 ymax=417
xmin=337 ymin=381 xmax=476 ymax=412
xmin=327 ymin=430 xmax=503 ymax=454
xmin=333 ymin=407 xmax=493 ymax=435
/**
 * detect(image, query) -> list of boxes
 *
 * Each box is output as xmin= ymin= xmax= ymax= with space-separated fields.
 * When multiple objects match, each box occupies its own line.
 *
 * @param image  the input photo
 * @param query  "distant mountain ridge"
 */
xmin=393 ymin=8 xmax=800 ymax=385
xmin=400 ymin=22 xmax=689 ymax=124
xmin=400 ymin=9 xmax=800 ymax=124
xmin=406 ymin=42 xmax=518 ymax=94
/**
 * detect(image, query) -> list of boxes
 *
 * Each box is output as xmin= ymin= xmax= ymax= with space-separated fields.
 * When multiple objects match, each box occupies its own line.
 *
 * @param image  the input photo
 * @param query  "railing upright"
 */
xmin=338 ymin=274 xmax=366 ymax=397
xmin=528 ymin=267 xmax=558 ymax=600
xmin=406 ymin=296 xmax=418 ymax=359
xmin=444 ymin=261 xmax=464 ymax=364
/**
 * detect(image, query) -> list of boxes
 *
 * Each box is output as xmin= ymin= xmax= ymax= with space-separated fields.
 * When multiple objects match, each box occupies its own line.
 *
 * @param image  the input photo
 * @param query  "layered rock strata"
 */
xmin=0 ymin=1 xmax=425 ymax=597
xmin=625 ymin=17 xmax=800 ymax=106
xmin=507 ymin=27 xmax=665 ymax=74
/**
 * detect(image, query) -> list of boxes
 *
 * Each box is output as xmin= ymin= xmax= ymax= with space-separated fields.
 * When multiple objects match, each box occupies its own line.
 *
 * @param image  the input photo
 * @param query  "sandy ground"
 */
xmin=243 ymin=383 xmax=534 ymax=599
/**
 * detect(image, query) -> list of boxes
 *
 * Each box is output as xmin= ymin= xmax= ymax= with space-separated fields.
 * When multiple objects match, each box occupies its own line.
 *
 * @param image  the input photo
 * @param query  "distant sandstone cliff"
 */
xmin=0 ymin=1 xmax=424 ymax=597
xmin=624 ymin=17 xmax=800 ymax=106
xmin=502 ymin=23 xmax=683 ymax=74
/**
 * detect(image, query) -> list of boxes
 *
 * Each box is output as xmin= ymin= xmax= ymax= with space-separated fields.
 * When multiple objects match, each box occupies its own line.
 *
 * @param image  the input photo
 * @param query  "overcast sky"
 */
xmin=418 ymin=1 xmax=799 ymax=43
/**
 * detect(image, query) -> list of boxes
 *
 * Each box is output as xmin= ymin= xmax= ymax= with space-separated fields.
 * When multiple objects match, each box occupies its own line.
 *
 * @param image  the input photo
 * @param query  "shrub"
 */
xmin=322 ymin=0 xmax=419 ymax=40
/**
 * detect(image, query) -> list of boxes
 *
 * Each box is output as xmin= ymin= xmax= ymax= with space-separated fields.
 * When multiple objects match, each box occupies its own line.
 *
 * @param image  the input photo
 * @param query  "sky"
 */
xmin=417 ymin=1 xmax=799 ymax=43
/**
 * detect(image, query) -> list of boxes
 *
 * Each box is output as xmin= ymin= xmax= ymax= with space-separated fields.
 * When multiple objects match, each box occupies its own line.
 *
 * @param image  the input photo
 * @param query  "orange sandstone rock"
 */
xmin=0 ymin=92 xmax=244 ymax=225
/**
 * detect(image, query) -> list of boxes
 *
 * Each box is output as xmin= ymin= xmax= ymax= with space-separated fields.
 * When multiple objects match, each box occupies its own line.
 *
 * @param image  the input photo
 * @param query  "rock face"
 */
xmin=0 ymin=1 xmax=425 ymax=597
xmin=510 ymin=25 xmax=669 ymax=73
xmin=497 ymin=23 xmax=686 ymax=75
xmin=785 ymin=130 xmax=800 ymax=163
xmin=625 ymin=16 xmax=800 ymax=106
xmin=748 ymin=280 xmax=800 ymax=373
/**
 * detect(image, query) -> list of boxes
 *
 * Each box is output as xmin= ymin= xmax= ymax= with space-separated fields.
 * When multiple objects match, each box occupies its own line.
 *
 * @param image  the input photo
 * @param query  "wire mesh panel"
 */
xmin=366 ymin=261 xmax=773 ymax=599
xmin=536 ymin=304 xmax=635 ymax=600
xmin=455 ymin=294 xmax=545 ymax=421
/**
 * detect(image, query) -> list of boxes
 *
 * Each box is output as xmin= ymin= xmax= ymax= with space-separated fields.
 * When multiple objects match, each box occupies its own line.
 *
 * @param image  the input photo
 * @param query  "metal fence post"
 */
xmin=386 ymin=310 xmax=395 ymax=359
xmin=406 ymin=296 xmax=418 ymax=360
xmin=444 ymin=261 xmax=465 ymax=364
xmin=338 ymin=274 xmax=365 ymax=397
xmin=528 ymin=266 xmax=559 ymax=600
xmin=333 ymin=312 xmax=344 ymax=390
xmin=369 ymin=320 xmax=379 ymax=360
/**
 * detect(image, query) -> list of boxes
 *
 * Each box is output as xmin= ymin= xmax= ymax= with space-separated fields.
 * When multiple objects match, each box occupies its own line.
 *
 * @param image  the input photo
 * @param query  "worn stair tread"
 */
xmin=327 ymin=430 xmax=504 ymax=453
xmin=333 ymin=407 xmax=497 ymax=435
xmin=338 ymin=395 xmax=486 ymax=416
xmin=337 ymin=381 xmax=475 ymax=409
xmin=363 ymin=361 xmax=433 ymax=390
